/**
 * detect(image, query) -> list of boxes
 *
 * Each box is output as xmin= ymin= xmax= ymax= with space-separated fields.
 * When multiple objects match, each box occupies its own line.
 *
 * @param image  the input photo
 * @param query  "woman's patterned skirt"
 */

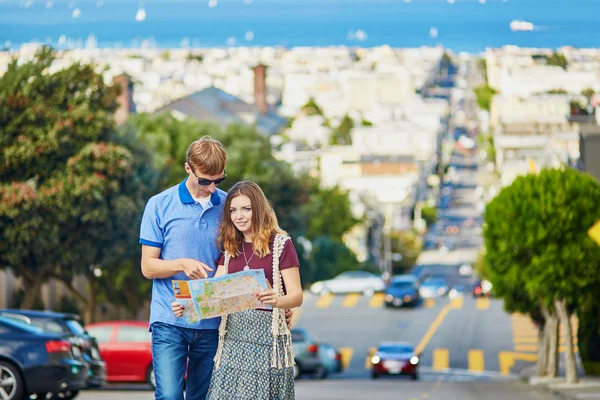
xmin=207 ymin=309 xmax=295 ymax=400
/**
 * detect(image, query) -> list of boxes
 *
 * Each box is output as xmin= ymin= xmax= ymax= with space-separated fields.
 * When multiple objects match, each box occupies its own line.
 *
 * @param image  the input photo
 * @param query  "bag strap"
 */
xmin=213 ymin=251 xmax=231 ymax=369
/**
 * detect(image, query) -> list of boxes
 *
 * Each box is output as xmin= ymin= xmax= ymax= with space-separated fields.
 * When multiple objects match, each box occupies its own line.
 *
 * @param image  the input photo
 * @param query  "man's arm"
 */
xmin=141 ymin=245 xmax=213 ymax=280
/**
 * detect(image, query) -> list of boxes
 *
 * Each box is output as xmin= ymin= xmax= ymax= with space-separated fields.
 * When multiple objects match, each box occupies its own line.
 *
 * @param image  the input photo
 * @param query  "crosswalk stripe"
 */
xmin=315 ymin=293 xmax=334 ymax=308
xmin=365 ymin=347 xmax=377 ymax=369
xmin=432 ymin=348 xmax=449 ymax=371
xmin=513 ymin=336 xmax=538 ymax=344
xmin=369 ymin=292 xmax=385 ymax=308
xmin=476 ymin=297 xmax=490 ymax=310
xmin=450 ymin=297 xmax=463 ymax=309
xmin=515 ymin=344 xmax=538 ymax=352
xmin=338 ymin=347 xmax=353 ymax=370
xmin=468 ymin=349 xmax=484 ymax=372
xmin=342 ymin=293 xmax=361 ymax=308
xmin=424 ymin=298 xmax=436 ymax=308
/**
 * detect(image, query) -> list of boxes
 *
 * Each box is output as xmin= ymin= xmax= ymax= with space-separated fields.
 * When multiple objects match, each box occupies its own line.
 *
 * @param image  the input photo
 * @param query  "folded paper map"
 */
xmin=172 ymin=269 xmax=272 ymax=324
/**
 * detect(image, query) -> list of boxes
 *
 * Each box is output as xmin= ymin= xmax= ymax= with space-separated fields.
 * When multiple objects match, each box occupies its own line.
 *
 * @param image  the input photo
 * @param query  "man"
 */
xmin=140 ymin=136 xmax=228 ymax=400
xmin=140 ymin=136 xmax=292 ymax=400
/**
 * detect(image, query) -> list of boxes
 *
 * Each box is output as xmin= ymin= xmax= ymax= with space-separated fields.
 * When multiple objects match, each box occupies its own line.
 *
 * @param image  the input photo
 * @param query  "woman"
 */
xmin=172 ymin=181 xmax=303 ymax=399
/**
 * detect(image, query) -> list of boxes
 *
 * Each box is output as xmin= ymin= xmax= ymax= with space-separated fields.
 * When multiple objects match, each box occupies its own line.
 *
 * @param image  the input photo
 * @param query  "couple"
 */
xmin=140 ymin=136 xmax=303 ymax=400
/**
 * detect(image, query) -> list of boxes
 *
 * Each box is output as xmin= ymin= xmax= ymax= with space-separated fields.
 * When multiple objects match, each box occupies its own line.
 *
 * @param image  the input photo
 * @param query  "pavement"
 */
xmin=521 ymin=364 xmax=600 ymax=400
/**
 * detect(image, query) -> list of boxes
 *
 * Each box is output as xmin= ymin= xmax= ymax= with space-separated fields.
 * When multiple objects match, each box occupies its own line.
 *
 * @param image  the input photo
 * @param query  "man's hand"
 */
xmin=178 ymin=258 xmax=213 ymax=279
xmin=285 ymin=309 xmax=293 ymax=329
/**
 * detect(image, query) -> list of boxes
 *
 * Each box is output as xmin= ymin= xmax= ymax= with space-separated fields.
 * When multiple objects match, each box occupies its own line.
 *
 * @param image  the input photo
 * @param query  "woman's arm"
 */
xmin=258 ymin=266 xmax=303 ymax=309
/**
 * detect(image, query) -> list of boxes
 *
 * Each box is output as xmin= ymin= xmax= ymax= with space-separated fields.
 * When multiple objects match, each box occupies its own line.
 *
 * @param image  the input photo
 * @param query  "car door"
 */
xmin=111 ymin=325 xmax=152 ymax=381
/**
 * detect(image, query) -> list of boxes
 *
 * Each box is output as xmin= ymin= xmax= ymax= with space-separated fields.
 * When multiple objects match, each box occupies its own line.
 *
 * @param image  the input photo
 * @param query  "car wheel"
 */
xmin=371 ymin=371 xmax=379 ymax=379
xmin=312 ymin=365 xmax=328 ymax=380
xmin=412 ymin=373 xmax=419 ymax=381
xmin=147 ymin=365 xmax=156 ymax=389
xmin=292 ymin=363 xmax=301 ymax=380
xmin=362 ymin=288 xmax=375 ymax=297
xmin=0 ymin=360 xmax=25 ymax=400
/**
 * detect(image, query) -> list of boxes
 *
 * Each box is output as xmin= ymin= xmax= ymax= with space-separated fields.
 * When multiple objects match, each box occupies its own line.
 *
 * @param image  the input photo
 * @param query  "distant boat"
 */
xmin=510 ymin=20 xmax=534 ymax=32
xmin=430 ymin=27 xmax=438 ymax=38
xmin=135 ymin=8 xmax=146 ymax=22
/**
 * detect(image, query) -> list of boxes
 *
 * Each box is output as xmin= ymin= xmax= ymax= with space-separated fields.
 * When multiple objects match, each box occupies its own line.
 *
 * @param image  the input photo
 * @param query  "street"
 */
xmin=78 ymin=381 xmax=564 ymax=400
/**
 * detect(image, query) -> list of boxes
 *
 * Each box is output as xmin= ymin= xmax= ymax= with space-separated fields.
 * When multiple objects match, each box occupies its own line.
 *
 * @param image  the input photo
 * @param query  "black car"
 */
xmin=0 ymin=316 xmax=88 ymax=400
xmin=0 ymin=309 xmax=106 ymax=392
xmin=384 ymin=275 xmax=420 ymax=307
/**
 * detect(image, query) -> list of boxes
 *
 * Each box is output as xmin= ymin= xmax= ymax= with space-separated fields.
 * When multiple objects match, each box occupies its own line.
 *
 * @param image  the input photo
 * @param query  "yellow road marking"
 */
xmin=339 ymin=347 xmax=353 ymax=370
xmin=369 ymin=292 xmax=385 ymax=308
xmin=415 ymin=304 xmax=451 ymax=355
xmin=316 ymin=293 xmax=334 ymax=308
xmin=513 ymin=336 xmax=538 ymax=344
xmin=511 ymin=331 xmax=538 ymax=337
xmin=499 ymin=351 xmax=538 ymax=375
xmin=432 ymin=348 xmax=449 ymax=371
xmin=342 ymin=293 xmax=361 ymax=308
xmin=365 ymin=347 xmax=377 ymax=369
xmin=450 ymin=297 xmax=464 ymax=309
xmin=290 ymin=307 xmax=303 ymax=328
xmin=468 ymin=349 xmax=484 ymax=372
xmin=424 ymin=298 xmax=436 ymax=309
xmin=515 ymin=344 xmax=538 ymax=352
xmin=476 ymin=297 xmax=490 ymax=310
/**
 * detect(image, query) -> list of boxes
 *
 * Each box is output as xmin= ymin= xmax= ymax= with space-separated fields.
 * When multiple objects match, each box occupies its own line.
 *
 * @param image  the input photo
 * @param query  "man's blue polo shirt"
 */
xmin=140 ymin=178 xmax=226 ymax=331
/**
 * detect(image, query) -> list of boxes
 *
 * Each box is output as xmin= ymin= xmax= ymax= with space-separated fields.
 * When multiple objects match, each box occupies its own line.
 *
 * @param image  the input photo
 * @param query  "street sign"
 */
xmin=588 ymin=219 xmax=600 ymax=247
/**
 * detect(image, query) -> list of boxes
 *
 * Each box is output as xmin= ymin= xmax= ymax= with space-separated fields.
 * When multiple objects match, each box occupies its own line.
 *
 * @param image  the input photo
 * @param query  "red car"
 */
xmin=85 ymin=321 xmax=155 ymax=388
xmin=370 ymin=342 xmax=419 ymax=380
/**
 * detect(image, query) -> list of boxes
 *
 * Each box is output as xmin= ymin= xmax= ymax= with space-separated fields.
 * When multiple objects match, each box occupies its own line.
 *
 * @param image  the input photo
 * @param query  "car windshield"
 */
xmin=390 ymin=282 xmax=414 ymax=289
xmin=379 ymin=345 xmax=413 ymax=353
xmin=423 ymin=278 xmax=447 ymax=286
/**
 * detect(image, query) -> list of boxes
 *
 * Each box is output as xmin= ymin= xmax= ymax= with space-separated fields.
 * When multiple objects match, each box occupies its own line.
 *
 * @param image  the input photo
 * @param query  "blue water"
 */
xmin=1 ymin=0 xmax=599 ymax=52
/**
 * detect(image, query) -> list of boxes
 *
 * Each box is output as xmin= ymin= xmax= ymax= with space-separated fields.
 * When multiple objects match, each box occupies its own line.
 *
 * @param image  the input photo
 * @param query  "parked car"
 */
xmin=0 ymin=316 xmax=88 ymax=400
xmin=290 ymin=328 xmax=326 ymax=379
xmin=384 ymin=275 xmax=420 ymax=307
xmin=419 ymin=277 xmax=450 ymax=298
xmin=319 ymin=343 xmax=343 ymax=375
xmin=0 ymin=309 xmax=106 ymax=393
xmin=85 ymin=320 xmax=154 ymax=388
xmin=473 ymin=279 xmax=493 ymax=297
xmin=448 ymin=283 xmax=471 ymax=299
xmin=370 ymin=342 xmax=419 ymax=380
xmin=309 ymin=271 xmax=386 ymax=296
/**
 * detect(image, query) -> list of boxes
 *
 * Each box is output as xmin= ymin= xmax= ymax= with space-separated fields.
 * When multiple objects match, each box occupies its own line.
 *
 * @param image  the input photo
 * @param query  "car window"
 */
xmin=87 ymin=326 xmax=113 ymax=343
xmin=291 ymin=331 xmax=306 ymax=342
xmin=391 ymin=282 xmax=415 ymax=289
xmin=379 ymin=345 xmax=413 ymax=353
xmin=65 ymin=319 xmax=87 ymax=336
xmin=116 ymin=326 xmax=151 ymax=342
xmin=29 ymin=318 xmax=68 ymax=334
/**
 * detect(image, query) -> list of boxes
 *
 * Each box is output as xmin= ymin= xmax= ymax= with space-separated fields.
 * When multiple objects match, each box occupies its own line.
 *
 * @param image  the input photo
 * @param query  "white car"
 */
xmin=310 ymin=271 xmax=386 ymax=296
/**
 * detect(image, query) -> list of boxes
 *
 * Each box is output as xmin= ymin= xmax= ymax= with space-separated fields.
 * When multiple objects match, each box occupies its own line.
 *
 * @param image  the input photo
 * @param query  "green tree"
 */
xmin=0 ymin=47 xmax=158 ymax=320
xmin=545 ymin=52 xmax=568 ymax=69
xmin=301 ymin=97 xmax=323 ymax=116
xmin=484 ymin=167 xmax=600 ymax=382
xmin=302 ymin=236 xmax=361 ymax=286
xmin=389 ymin=230 xmax=423 ymax=274
xmin=582 ymin=88 xmax=595 ymax=99
xmin=474 ymin=85 xmax=497 ymax=111
xmin=329 ymin=114 xmax=354 ymax=146
xmin=303 ymin=185 xmax=359 ymax=242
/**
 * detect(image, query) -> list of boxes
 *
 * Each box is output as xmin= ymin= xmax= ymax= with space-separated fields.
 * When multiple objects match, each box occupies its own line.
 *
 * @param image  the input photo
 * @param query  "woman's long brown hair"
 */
xmin=218 ymin=181 xmax=286 ymax=258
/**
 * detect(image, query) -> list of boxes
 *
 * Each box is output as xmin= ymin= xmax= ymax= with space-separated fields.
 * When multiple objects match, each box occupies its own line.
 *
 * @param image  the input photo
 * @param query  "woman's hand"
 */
xmin=257 ymin=289 xmax=278 ymax=307
xmin=171 ymin=301 xmax=185 ymax=317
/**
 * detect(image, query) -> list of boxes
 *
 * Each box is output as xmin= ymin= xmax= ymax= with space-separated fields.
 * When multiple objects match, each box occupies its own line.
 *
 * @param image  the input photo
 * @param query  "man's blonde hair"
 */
xmin=186 ymin=136 xmax=227 ymax=175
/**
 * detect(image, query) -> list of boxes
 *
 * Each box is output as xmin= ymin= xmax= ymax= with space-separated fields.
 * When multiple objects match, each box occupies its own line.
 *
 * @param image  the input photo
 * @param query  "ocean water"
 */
xmin=0 ymin=0 xmax=599 ymax=52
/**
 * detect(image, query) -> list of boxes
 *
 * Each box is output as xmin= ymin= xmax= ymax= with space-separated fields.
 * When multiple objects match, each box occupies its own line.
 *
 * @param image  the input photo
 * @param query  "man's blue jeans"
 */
xmin=151 ymin=322 xmax=219 ymax=400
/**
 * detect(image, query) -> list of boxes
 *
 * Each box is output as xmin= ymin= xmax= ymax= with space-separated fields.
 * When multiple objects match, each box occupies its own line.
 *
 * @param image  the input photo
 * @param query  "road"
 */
xmin=78 ymin=380 xmax=564 ymax=400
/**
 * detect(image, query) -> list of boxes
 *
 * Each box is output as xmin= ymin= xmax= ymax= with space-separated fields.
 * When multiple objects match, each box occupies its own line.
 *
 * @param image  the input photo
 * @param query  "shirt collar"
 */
xmin=178 ymin=178 xmax=221 ymax=206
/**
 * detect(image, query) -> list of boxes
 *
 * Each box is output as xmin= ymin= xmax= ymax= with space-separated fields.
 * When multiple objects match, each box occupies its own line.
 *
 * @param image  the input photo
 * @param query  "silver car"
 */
xmin=310 ymin=271 xmax=386 ymax=296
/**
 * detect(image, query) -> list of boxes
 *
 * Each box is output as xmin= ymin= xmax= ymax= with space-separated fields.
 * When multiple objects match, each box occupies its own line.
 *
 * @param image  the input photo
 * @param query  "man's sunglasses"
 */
xmin=192 ymin=170 xmax=227 ymax=186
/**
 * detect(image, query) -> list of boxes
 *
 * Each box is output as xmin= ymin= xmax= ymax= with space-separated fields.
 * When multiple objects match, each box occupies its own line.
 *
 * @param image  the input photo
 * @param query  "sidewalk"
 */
xmin=521 ymin=365 xmax=600 ymax=400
